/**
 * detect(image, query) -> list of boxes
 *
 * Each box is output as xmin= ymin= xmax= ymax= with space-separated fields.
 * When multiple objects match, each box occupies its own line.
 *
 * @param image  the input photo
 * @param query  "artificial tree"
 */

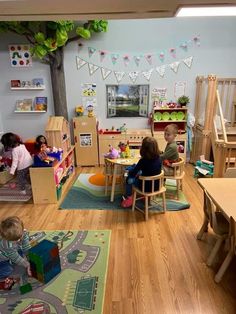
xmin=0 ymin=21 xmax=108 ymax=119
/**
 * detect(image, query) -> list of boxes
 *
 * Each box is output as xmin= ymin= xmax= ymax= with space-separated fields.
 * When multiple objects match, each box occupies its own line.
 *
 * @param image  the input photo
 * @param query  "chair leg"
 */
xmin=105 ymin=175 xmax=108 ymax=196
xmin=207 ymin=237 xmax=225 ymax=266
xmin=145 ymin=196 xmax=149 ymax=221
xmin=197 ymin=216 xmax=209 ymax=240
xmin=214 ymin=250 xmax=234 ymax=283
xmin=132 ymin=191 xmax=137 ymax=212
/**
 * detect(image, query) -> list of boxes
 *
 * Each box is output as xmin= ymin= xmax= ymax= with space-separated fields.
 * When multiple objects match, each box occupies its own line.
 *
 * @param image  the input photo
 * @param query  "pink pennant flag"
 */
xmin=123 ymin=55 xmax=130 ymax=66
xmin=170 ymin=48 xmax=176 ymax=58
xmin=145 ymin=54 xmax=153 ymax=65
xmin=111 ymin=54 xmax=119 ymax=65
xmin=159 ymin=52 xmax=165 ymax=62
xmin=88 ymin=47 xmax=96 ymax=58
xmin=193 ymin=35 xmax=200 ymax=46
xmin=99 ymin=50 xmax=107 ymax=62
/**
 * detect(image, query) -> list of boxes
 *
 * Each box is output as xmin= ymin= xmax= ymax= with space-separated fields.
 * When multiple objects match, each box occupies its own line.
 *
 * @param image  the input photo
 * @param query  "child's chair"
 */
xmin=215 ymin=216 xmax=236 ymax=283
xmin=224 ymin=167 xmax=236 ymax=178
xmin=197 ymin=190 xmax=230 ymax=267
xmin=164 ymin=157 xmax=185 ymax=193
xmin=132 ymin=170 xmax=166 ymax=221
xmin=104 ymin=158 xmax=124 ymax=196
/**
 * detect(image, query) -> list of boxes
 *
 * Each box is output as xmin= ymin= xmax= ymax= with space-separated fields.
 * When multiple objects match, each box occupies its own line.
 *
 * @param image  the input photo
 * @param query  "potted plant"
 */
xmin=177 ymin=95 xmax=190 ymax=107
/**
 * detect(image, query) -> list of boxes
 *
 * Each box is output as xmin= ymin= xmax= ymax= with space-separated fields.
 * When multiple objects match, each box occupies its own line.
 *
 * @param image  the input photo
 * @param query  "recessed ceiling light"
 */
xmin=176 ymin=6 xmax=236 ymax=17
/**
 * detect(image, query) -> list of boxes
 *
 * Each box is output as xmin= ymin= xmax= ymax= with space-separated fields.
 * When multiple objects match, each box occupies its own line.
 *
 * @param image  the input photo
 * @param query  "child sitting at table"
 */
xmin=121 ymin=137 xmax=162 ymax=208
xmin=160 ymin=124 xmax=179 ymax=176
xmin=0 ymin=216 xmax=31 ymax=289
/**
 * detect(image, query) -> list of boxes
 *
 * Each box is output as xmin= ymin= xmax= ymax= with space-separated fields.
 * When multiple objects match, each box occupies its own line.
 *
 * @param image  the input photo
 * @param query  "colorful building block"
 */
xmin=19 ymin=283 xmax=32 ymax=294
xmin=28 ymin=239 xmax=61 ymax=284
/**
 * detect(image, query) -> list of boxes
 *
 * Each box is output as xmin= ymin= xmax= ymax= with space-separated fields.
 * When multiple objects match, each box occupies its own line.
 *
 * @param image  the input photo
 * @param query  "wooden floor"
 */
xmin=0 ymin=163 xmax=236 ymax=313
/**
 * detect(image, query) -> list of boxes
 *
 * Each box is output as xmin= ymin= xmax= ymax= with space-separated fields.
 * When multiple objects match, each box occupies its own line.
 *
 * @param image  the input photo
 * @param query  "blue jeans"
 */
xmin=0 ymin=249 xmax=23 ymax=279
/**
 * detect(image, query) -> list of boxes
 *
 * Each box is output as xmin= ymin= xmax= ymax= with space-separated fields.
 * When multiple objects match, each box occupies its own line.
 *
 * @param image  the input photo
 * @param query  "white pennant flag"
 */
xmin=114 ymin=71 xmax=125 ymax=83
xmin=142 ymin=69 xmax=153 ymax=81
xmin=183 ymin=56 xmax=193 ymax=68
xmin=88 ymin=63 xmax=99 ymax=75
xmin=129 ymin=71 xmax=139 ymax=83
xmin=101 ymin=67 xmax=112 ymax=80
xmin=76 ymin=56 xmax=87 ymax=70
xmin=170 ymin=61 xmax=180 ymax=73
xmin=156 ymin=65 xmax=166 ymax=78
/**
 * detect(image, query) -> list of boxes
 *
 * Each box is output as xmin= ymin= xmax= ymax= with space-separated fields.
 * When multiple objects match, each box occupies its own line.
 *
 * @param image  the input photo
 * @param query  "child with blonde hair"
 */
xmin=161 ymin=124 xmax=179 ymax=175
xmin=0 ymin=216 xmax=31 ymax=283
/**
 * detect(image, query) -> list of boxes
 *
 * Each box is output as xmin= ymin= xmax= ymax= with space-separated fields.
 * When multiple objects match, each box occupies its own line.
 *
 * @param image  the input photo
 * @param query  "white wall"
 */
xmin=0 ymin=17 xmax=236 ymax=139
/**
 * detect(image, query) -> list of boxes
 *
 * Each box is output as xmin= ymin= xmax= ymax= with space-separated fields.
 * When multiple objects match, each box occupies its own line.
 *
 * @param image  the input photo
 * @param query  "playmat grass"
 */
xmin=0 ymin=229 xmax=111 ymax=314
xmin=60 ymin=173 xmax=190 ymax=211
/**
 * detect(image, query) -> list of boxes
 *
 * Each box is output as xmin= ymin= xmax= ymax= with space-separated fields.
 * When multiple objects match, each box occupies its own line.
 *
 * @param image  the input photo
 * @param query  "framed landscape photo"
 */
xmin=106 ymin=84 xmax=149 ymax=118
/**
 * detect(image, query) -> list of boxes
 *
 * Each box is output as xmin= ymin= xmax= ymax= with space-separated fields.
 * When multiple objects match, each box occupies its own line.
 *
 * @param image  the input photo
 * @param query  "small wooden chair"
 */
xmin=215 ymin=216 xmax=236 ymax=283
xmin=164 ymin=157 xmax=185 ymax=193
xmin=224 ymin=167 xmax=236 ymax=178
xmin=104 ymin=158 xmax=124 ymax=196
xmin=197 ymin=190 xmax=230 ymax=267
xmin=132 ymin=170 xmax=166 ymax=221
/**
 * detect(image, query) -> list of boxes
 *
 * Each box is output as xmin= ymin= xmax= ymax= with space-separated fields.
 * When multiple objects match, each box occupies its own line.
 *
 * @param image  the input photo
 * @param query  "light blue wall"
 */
xmin=0 ymin=17 xmax=236 ymax=139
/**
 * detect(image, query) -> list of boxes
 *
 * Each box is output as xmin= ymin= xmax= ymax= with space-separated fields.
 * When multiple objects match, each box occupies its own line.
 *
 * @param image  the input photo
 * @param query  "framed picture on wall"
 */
xmin=106 ymin=85 xmax=149 ymax=118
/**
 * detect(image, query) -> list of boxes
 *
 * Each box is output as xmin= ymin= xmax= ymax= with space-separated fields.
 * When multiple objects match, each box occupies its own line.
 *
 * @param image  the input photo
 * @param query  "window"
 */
xmin=106 ymin=85 xmax=149 ymax=118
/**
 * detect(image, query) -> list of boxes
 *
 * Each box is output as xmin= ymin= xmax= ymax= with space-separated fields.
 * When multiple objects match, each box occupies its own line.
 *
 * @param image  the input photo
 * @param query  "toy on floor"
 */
xmin=104 ymin=145 xmax=119 ymax=159
xmin=28 ymin=239 xmax=61 ymax=284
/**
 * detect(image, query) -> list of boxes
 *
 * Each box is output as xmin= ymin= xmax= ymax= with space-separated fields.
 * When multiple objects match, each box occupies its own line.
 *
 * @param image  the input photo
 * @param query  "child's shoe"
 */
xmin=121 ymin=196 xmax=133 ymax=208
xmin=0 ymin=277 xmax=16 ymax=290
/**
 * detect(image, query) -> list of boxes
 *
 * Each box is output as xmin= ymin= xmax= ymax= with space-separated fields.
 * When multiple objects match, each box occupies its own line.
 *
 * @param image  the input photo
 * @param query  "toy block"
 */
xmin=19 ymin=283 xmax=32 ymax=294
xmin=28 ymin=239 xmax=61 ymax=283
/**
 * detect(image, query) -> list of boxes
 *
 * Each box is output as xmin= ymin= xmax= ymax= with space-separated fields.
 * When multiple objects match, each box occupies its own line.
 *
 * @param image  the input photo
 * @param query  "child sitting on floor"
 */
xmin=121 ymin=137 xmax=162 ymax=208
xmin=0 ymin=216 xmax=31 ymax=289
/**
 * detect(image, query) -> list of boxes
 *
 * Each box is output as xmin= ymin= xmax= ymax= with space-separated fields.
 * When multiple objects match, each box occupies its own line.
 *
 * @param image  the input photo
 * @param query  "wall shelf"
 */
xmin=11 ymin=86 xmax=45 ymax=90
xmin=14 ymin=110 xmax=47 ymax=113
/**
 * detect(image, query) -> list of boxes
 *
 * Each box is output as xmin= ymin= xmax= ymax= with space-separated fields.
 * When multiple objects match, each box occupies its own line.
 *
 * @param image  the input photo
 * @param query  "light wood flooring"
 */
xmin=0 ymin=163 xmax=236 ymax=314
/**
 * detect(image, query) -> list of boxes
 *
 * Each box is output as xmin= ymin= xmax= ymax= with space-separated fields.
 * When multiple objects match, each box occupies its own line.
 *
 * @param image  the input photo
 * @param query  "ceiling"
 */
xmin=0 ymin=0 xmax=236 ymax=21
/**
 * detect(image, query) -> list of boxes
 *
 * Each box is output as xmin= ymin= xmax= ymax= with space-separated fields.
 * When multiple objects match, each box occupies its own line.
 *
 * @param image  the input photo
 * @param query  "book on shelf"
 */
xmin=15 ymin=99 xmax=33 ymax=111
xmin=11 ymin=80 xmax=21 ymax=88
xmin=34 ymin=97 xmax=47 ymax=111
xmin=32 ymin=78 xmax=44 ymax=88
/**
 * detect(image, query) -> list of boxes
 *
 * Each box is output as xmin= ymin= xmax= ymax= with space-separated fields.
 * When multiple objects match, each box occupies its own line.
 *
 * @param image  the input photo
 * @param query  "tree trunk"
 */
xmin=49 ymin=47 xmax=68 ymax=119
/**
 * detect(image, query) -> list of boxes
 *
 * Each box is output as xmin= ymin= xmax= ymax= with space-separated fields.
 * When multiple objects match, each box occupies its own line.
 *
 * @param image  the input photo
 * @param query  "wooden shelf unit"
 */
xmin=11 ymin=86 xmax=45 ymax=90
xmin=30 ymin=146 xmax=75 ymax=204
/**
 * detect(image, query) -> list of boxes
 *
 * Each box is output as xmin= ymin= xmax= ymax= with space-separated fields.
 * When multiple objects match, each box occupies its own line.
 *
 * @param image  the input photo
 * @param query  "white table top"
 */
xmin=198 ymin=178 xmax=236 ymax=220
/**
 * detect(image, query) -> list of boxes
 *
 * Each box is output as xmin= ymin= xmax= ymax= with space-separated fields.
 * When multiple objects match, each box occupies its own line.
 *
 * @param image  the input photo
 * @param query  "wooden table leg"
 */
xmin=197 ymin=191 xmax=209 ymax=240
xmin=110 ymin=164 xmax=117 ymax=202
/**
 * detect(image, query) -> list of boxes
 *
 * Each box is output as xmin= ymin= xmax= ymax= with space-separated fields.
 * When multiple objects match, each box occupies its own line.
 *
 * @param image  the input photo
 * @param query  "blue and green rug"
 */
xmin=60 ymin=173 xmax=190 ymax=211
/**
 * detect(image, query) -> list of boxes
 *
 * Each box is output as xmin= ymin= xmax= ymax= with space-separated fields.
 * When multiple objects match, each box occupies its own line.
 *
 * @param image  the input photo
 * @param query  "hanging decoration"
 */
xmin=76 ymin=56 xmax=194 ymax=82
xmin=145 ymin=54 xmax=153 ymax=65
xmin=123 ymin=55 xmax=130 ymax=66
xmin=88 ymin=47 xmax=96 ymax=58
xmin=101 ymin=67 xmax=112 ymax=80
xmin=133 ymin=55 xmax=142 ymax=66
xmin=99 ymin=50 xmax=107 ymax=62
xmin=156 ymin=65 xmax=166 ymax=78
xmin=170 ymin=61 xmax=180 ymax=73
xmin=114 ymin=71 xmax=125 ymax=83
xmin=88 ymin=63 xmax=99 ymax=75
xmin=111 ymin=53 xmax=119 ymax=65
xmin=142 ymin=69 xmax=153 ymax=81
xmin=159 ymin=52 xmax=165 ymax=62
xmin=183 ymin=56 xmax=193 ymax=68
xmin=76 ymin=56 xmax=87 ymax=70
xmin=82 ymin=34 xmax=200 ymax=64
xmin=129 ymin=71 xmax=139 ymax=83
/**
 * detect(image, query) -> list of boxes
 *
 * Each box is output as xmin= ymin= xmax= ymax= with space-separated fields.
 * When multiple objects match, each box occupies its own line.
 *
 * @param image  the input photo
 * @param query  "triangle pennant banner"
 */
xmin=111 ymin=53 xmax=119 ymax=65
xmin=129 ymin=71 xmax=139 ymax=83
xmin=134 ymin=55 xmax=142 ymax=66
xmin=76 ymin=57 xmax=87 ymax=70
xmin=88 ymin=63 xmax=99 ymax=75
xmin=88 ymin=47 xmax=96 ymax=58
xmin=123 ymin=55 xmax=130 ymax=66
xmin=170 ymin=61 xmax=180 ymax=73
xmin=180 ymin=42 xmax=188 ymax=51
xmin=183 ymin=56 xmax=193 ymax=68
xmin=142 ymin=69 xmax=153 ymax=81
xmin=145 ymin=54 xmax=153 ymax=65
xmin=114 ymin=71 xmax=125 ymax=83
xmin=101 ymin=67 xmax=112 ymax=80
xmin=99 ymin=50 xmax=107 ymax=62
xmin=159 ymin=52 xmax=165 ymax=62
xmin=156 ymin=65 xmax=166 ymax=78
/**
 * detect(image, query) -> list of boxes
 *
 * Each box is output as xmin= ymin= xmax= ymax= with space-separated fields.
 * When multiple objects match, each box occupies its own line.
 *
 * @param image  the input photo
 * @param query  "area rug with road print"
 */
xmin=0 ymin=230 xmax=111 ymax=314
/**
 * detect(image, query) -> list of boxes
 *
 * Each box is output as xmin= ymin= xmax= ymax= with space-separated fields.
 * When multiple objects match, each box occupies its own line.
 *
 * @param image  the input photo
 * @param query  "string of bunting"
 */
xmin=76 ymin=56 xmax=194 ymax=83
xmin=78 ymin=35 xmax=200 ymax=66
